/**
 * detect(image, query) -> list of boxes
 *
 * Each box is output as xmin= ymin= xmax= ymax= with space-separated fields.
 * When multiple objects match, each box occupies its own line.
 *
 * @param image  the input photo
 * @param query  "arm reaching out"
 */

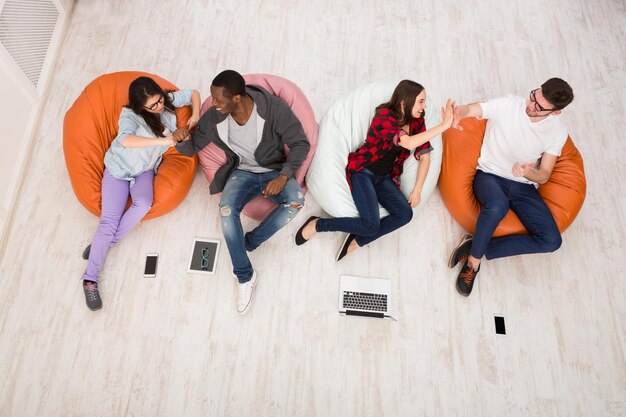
xmin=398 ymin=99 xmax=455 ymax=150
xmin=451 ymin=103 xmax=483 ymax=131
xmin=121 ymin=134 xmax=175 ymax=148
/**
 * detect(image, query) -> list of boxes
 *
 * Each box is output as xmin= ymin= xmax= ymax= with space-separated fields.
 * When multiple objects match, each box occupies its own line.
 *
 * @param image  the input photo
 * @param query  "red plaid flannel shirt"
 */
xmin=346 ymin=108 xmax=432 ymax=189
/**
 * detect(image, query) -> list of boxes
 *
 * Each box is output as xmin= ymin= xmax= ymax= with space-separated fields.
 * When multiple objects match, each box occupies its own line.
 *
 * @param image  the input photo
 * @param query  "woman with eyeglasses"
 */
xmin=295 ymin=80 xmax=455 ymax=261
xmin=80 ymin=76 xmax=200 ymax=311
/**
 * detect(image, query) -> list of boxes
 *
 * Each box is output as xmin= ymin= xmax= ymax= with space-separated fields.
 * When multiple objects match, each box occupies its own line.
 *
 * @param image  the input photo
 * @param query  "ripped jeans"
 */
xmin=219 ymin=169 xmax=304 ymax=283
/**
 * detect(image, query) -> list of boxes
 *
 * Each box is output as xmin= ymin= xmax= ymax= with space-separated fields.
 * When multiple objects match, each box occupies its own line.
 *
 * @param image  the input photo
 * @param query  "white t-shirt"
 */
xmin=227 ymin=103 xmax=272 ymax=173
xmin=478 ymin=95 xmax=568 ymax=185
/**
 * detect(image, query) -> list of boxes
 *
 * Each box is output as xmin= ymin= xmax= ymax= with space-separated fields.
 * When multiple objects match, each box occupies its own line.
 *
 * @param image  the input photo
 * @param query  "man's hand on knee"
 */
xmin=263 ymin=174 xmax=289 ymax=196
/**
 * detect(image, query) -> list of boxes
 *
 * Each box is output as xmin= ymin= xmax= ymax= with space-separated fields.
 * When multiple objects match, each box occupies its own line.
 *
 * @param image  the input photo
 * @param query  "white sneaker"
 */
xmin=236 ymin=271 xmax=258 ymax=315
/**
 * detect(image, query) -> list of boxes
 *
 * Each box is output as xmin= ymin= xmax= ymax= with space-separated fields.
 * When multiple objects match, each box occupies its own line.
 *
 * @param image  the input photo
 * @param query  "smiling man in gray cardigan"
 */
xmin=175 ymin=70 xmax=310 ymax=315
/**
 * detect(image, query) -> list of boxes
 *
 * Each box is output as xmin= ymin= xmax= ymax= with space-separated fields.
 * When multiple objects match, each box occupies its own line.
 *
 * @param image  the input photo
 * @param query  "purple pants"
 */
xmin=82 ymin=169 xmax=154 ymax=282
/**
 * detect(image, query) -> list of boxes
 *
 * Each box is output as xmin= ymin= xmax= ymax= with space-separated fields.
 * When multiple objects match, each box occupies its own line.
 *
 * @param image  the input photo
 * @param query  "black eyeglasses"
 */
xmin=201 ymin=247 xmax=210 ymax=271
xmin=529 ymin=89 xmax=557 ymax=113
xmin=144 ymin=95 xmax=164 ymax=111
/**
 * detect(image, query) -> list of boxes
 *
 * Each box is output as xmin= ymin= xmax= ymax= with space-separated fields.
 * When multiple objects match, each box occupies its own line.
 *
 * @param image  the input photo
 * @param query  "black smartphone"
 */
xmin=494 ymin=315 xmax=506 ymax=335
xmin=144 ymin=253 xmax=158 ymax=278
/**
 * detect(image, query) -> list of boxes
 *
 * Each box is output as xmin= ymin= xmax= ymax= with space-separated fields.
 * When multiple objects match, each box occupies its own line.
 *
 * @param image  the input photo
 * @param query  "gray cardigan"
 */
xmin=176 ymin=85 xmax=310 ymax=194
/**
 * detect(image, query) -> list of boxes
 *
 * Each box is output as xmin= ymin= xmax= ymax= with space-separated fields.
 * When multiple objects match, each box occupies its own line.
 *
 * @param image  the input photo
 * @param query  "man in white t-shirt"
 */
xmin=447 ymin=78 xmax=575 ymax=297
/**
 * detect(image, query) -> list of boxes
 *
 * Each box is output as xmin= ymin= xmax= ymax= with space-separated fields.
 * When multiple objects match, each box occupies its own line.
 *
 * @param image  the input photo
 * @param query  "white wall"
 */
xmin=57 ymin=0 xmax=73 ymax=11
xmin=0 ymin=0 xmax=74 ymax=248
xmin=0 ymin=64 xmax=36 ymax=237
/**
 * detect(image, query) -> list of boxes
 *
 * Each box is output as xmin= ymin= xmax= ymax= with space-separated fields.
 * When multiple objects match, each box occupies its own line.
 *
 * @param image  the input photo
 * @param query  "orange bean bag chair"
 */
xmin=439 ymin=118 xmax=586 ymax=237
xmin=63 ymin=71 xmax=198 ymax=219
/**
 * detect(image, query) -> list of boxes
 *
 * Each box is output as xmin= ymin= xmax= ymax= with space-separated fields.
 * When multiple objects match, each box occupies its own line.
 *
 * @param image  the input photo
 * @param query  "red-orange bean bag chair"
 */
xmin=439 ymin=118 xmax=586 ymax=237
xmin=63 ymin=71 xmax=198 ymax=219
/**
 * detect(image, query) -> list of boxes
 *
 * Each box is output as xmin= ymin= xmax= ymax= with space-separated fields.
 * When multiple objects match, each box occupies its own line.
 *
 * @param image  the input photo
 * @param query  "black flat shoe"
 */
xmin=295 ymin=216 xmax=319 ymax=246
xmin=82 ymin=244 xmax=91 ymax=260
xmin=336 ymin=233 xmax=357 ymax=261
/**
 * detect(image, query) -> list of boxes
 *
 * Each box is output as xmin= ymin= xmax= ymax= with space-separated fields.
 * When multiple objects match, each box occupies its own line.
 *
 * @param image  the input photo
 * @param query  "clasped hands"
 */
xmin=172 ymin=127 xmax=191 ymax=143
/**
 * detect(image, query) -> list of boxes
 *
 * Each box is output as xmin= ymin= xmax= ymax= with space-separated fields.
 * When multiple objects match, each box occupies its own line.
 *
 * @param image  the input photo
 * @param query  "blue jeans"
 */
xmin=219 ymin=169 xmax=304 ymax=283
xmin=471 ymin=170 xmax=562 ymax=260
xmin=316 ymin=169 xmax=413 ymax=246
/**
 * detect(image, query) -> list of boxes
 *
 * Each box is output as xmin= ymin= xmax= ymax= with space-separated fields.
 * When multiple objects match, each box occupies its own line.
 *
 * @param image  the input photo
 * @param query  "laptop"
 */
xmin=339 ymin=275 xmax=397 ymax=321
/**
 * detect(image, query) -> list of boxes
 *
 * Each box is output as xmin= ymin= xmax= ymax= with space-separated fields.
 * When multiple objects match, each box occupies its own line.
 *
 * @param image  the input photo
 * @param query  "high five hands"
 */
xmin=451 ymin=102 xmax=463 ymax=131
xmin=441 ymin=99 xmax=455 ymax=130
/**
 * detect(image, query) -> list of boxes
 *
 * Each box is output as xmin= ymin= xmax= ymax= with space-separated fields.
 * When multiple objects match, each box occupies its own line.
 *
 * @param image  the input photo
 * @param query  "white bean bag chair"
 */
xmin=306 ymin=80 xmax=443 ymax=218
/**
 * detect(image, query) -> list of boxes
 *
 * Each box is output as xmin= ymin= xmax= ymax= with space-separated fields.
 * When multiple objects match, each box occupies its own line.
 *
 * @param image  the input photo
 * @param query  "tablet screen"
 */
xmin=188 ymin=238 xmax=220 ymax=275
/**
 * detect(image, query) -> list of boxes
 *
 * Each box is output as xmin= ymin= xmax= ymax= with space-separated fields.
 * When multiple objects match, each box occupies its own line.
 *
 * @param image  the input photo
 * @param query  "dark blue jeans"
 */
xmin=316 ymin=169 xmax=413 ymax=246
xmin=471 ymin=170 xmax=562 ymax=260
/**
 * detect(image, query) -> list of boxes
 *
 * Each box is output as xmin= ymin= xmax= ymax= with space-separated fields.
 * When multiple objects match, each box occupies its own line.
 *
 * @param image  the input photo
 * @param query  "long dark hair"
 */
xmin=125 ymin=76 xmax=175 ymax=137
xmin=376 ymin=80 xmax=425 ymax=125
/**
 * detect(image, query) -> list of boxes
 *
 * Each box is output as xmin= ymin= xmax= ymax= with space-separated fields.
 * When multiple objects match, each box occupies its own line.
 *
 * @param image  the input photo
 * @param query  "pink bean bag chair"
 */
xmin=198 ymin=74 xmax=318 ymax=221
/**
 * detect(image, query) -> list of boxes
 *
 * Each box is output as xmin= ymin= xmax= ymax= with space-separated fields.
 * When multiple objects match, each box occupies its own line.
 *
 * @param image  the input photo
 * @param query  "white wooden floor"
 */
xmin=0 ymin=1 xmax=625 ymax=416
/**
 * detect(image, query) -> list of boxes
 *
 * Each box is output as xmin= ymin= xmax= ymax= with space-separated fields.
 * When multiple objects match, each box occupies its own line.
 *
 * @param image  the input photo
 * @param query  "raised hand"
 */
xmin=440 ymin=99 xmax=455 ymax=129
xmin=452 ymin=103 xmax=463 ymax=131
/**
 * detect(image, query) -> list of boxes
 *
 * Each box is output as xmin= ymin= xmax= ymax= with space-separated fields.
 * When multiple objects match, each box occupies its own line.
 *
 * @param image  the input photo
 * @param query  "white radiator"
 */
xmin=0 ymin=0 xmax=69 ymax=251
xmin=0 ymin=0 xmax=61 ymax=89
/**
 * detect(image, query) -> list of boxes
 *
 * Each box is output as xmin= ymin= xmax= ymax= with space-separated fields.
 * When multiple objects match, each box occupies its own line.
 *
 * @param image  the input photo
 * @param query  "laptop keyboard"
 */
xmin=343 ymin=291 xmax=388 ymax=312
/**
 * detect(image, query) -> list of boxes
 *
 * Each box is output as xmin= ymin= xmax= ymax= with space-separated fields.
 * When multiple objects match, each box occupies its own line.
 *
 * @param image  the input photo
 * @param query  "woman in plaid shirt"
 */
xmin=296 ymin=80 xmax=455 ymax=260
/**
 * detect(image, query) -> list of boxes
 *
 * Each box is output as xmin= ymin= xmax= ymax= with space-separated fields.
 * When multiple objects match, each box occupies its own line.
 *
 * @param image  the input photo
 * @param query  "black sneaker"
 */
xmin=456 ymin=260 xmax=480 ymax=297
xmin=448 ymin=234 xmax=473 ymax=268
xmin=82 ymin=244 xmax=91 ymax=260
xmin=83 ymin=280 xmax=102 ymax=311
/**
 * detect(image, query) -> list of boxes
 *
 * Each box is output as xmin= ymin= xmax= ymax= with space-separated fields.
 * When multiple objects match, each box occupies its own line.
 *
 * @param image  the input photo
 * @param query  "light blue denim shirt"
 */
xmin=104 ymin=89 xmax=193 ymax=185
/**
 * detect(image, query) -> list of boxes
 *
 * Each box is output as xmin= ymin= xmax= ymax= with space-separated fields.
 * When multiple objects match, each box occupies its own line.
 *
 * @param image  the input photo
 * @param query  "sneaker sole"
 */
xmin=448 ymin=234 xmax=473 ymax=268
xmin=455 ymin=281 xmax=471 ymax=297
xmin=87 ymin=303 xmax=103 ymax=311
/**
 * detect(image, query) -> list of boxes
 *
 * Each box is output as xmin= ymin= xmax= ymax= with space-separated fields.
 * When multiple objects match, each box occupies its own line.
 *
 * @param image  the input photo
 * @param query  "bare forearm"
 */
xmin=191 ymin=90 xmax=201 ymax=117
xmin=413 ymin=155 xmax=430 ymax=192
xmin=456 ymin=103 xmax=483 ymax=120
xmin=524 ymin=168 xmax=550 ymax=184
xmin=401 ymin=124 xmax=445 ymax=150
xmin=121 ymin=135 xmax=171 ymax=148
